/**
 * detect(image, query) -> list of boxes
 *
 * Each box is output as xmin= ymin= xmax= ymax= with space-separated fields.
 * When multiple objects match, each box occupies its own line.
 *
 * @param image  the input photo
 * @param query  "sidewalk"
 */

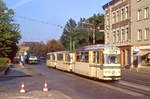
xmin=122 ymin=66 xmax=150 ymax=74
xmin=0 ymin=64 xmax=71 ymax=99
xmin=6 ymin=64 xmax=41 ymax=77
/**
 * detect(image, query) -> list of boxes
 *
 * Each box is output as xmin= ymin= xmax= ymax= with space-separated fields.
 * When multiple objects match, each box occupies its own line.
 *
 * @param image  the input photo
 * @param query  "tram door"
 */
xmin=90 ymin=51 xmax=104 ymax=79
xmin=70 ymin=53 xmax=75 ymax=72
xmin=90 ymin=51 xmax=96 ymax=77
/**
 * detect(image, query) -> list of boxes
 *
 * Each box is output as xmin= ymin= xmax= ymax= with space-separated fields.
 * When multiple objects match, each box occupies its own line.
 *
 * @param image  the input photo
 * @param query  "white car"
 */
xmin=28 ymin=56 xmax=38 ymax=64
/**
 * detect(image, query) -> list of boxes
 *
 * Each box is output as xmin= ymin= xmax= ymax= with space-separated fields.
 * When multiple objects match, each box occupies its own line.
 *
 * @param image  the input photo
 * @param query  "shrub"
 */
xmin=0 ymin=58 xmax=9 ymax=66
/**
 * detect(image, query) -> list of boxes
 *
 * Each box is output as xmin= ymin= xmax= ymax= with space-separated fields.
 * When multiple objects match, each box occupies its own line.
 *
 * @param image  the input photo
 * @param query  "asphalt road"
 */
xmin=30 ymin=63 xmax=150 ymax=99
xmin=0 ymin=63 xmax=150 ymax=99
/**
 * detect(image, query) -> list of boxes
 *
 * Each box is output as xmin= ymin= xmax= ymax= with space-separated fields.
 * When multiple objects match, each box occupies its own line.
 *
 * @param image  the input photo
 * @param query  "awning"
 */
xmin=134 ymin=50 xmax=150 ymax=56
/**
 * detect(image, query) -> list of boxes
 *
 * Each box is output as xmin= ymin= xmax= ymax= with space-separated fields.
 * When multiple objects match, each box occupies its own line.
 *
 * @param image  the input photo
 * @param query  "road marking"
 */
xmin=119 ymin=80 xmax=150 ymax=92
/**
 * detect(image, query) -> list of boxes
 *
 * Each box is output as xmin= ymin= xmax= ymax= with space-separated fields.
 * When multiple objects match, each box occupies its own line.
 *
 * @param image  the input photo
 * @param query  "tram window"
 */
xmin=47 ymin=55 xmax=50 ymax=60
xmin=76 ymin=52 xmax=89 ymax=63
xmin=65 ymin=54 xmax=70 ymax=61
xmin=93 ymin=51 xmax=104 ymax=64
xmin=57 ymin=54 xmax=63 ymax=61
xmin=52 ymin=54 xmax=55 ymax=61
xmin=106 ymin=55 xmax=120 ymax=64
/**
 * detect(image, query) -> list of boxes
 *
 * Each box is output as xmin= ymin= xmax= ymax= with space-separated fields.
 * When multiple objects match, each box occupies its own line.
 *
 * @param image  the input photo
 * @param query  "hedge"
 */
xmin=0 ymin=58 xmax=8 ymax=66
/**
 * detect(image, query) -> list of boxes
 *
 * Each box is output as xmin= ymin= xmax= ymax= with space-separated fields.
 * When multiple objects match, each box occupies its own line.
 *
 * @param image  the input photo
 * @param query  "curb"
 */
xmin=123 ymin=67 xmax=150 ymax=74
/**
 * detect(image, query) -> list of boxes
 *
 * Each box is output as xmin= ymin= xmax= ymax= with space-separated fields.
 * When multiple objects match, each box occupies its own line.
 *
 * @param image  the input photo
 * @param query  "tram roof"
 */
xmin=75 ymin=44 xmax=119 ymax=51
xmin=47 ymin=50 xmax=70 ymax=55
xmin=47 ymin=45 xmax=119 ymax=55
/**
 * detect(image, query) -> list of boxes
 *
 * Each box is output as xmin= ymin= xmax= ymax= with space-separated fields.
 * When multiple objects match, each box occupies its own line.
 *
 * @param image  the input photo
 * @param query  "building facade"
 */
xmin=131 ymin=0 xmax=150 ymax=67
xmin=103 ymin=0 xmax=150 ymax=68
xmin=103 ymin=0 xmax=132 ymax=68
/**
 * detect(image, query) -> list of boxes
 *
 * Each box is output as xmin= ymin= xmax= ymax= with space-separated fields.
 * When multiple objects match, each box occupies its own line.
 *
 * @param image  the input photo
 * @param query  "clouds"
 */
xmin=11 ymin=0 xmax=33 ymax=9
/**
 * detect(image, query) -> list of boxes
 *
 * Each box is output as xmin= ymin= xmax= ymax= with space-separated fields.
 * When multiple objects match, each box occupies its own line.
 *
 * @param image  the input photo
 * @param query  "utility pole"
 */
xmin=73 ymin=41 xmax=75 ymax=50
xmin=93 ymin=26 xmax=96 ymax=45
xmin=82 ymin=22 xmax=97 ymax=45
xmin=70 ymin=37 xmax=72 ymax=50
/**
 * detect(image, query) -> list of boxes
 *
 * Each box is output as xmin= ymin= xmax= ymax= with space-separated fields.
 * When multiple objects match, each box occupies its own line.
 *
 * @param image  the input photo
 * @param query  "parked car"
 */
xmin=28 ymin=56 xmax=38 ymax=64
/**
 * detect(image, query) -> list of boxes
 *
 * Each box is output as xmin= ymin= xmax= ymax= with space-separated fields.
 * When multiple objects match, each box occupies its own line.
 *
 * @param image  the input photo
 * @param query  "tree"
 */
xmin=86 ymin=14 xmax=105 ymax=44
xmin=47 ymin=39 xmax=64 ymax=52
xmin=60 ymin=14 xmax=105 ymax=50
xmin=60 ymin=18 xmax=77 ymax=50
xmin=0 ymin=0 xmax=21 ymax=59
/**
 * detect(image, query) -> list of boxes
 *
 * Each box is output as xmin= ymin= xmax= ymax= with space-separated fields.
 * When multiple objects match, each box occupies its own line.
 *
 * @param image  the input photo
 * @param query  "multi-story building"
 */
xmin=103 ymin=0 xmax=150 ymax=68
xmin=103 ymin=0 xmax=132 ymax=67
xmin=131 ymin=0 xmax=150 ymax=67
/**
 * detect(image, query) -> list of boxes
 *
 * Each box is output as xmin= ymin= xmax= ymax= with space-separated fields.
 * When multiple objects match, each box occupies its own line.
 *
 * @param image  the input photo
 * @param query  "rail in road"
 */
xmin=28 ymin=64 xmax=150 ymax=98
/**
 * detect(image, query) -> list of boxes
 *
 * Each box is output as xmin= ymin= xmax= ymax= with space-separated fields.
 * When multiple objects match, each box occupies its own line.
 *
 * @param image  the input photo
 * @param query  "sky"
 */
xmin=3 ymin=0 xmax=110 ymax=43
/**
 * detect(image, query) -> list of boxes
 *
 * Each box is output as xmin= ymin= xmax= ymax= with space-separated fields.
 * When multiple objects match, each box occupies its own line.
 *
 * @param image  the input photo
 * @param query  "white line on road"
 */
xmin=119 ymin=80 xmax=150 ymax=92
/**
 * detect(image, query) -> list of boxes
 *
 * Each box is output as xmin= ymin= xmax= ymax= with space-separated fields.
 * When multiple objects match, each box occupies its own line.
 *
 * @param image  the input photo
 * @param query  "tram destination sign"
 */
xmin=103 ymin=50 xmax=120 ymax=54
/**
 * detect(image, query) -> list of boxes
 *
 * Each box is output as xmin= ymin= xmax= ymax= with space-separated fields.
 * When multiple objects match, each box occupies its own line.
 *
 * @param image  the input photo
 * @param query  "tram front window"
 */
xmin=106 ymin=55 xmax=120 ymax=64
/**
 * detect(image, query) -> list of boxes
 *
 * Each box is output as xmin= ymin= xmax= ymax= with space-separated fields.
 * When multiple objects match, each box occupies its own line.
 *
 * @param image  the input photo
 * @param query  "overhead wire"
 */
xmin=15 ymin=15 xmax=64 ymax=29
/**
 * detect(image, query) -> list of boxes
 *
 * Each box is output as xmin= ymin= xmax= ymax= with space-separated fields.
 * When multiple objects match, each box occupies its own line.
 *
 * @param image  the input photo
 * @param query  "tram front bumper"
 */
xmin=103 ymin=76 xmax=121 ymax=80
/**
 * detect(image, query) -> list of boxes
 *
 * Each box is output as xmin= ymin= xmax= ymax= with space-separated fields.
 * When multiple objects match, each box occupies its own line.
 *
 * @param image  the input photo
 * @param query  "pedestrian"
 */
xmin=20 ymin=55 xmax=24 ymax=66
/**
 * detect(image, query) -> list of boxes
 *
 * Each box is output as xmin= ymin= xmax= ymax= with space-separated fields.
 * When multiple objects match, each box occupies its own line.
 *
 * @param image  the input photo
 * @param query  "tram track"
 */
xmin=112 ymin=83 xmax=150 ymax=96
xmin=48 ymin=66 xmax=150 ymax=97
xmin=122 ymin=77 xmax=150 ymax=86
xmin=106 ymin=80 xmax=150 ymax=97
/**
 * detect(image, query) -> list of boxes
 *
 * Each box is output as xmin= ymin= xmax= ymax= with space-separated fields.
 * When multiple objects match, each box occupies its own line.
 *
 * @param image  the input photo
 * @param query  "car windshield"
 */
xmin=30 ymin=56 xmax=36 ymax=58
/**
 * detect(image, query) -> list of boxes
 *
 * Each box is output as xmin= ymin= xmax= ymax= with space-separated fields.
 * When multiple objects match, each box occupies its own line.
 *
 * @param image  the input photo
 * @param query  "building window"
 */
xmin=137 ymin=29 xmax=142 ymax=41
xmin=117 ymin=30 xmax=120 ymax=43
xmin=144 ymin=28 xmax=149 ymax=40
xmin=113 ymin=31 xmax=116 ymax=43
xmin=112 ymin=12 xmax=116 ymax=24
xmin=125 ymin=6 xmax=129 ymax=19
xmin=137 ymin=9 xmax=142 ymax=21
xmin=121 ymin=8 xmax=125 ymax=21
xmin=116 ymin=30 xmax=119 ymax=43
xmin=144 ymin=7 xmax=149 ymax=19
xmin=106 ymin=14 xmax=109 ymax=26
xmin=116 ymin=10 xmax=120 ymax=22
xmin=122 ymin=29 xmax=125 ymax=42
xmin=126 ymin=28 xmax=129 ymax=41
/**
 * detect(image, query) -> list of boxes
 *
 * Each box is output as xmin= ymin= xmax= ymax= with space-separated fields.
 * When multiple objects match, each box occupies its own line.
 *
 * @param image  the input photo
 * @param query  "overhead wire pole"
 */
xmin=82 ymin=22 xmax=104 ymax=45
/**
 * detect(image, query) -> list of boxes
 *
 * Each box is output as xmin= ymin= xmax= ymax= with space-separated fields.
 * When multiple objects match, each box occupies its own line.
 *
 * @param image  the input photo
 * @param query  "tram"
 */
xmin=47 ymin=44 xmax=121 ymax=80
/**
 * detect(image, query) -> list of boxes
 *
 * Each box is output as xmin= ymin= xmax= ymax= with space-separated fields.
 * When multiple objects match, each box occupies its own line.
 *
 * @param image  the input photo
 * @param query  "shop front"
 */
xmin=132 ymin=45 xmax=150 ymax=67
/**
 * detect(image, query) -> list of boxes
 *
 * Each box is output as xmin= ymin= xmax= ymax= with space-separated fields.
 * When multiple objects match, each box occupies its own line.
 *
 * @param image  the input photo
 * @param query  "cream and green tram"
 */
xmin=47 ymin=52 xmax=57 ymax=68
xmin=73 ymin=44 xmax=121 ymax=80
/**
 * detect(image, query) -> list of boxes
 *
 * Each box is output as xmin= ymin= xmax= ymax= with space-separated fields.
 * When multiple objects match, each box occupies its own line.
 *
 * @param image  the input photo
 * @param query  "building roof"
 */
xmin=102 ymin=0 xmax=121 ymax=10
